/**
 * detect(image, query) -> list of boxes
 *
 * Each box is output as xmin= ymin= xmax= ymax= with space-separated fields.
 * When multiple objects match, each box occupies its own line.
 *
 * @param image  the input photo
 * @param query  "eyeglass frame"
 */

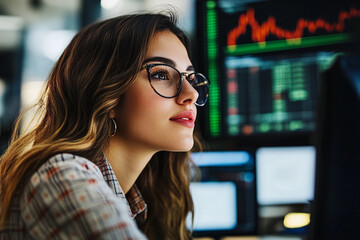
xmin=143 ymin=63 xmax=210 ymax=106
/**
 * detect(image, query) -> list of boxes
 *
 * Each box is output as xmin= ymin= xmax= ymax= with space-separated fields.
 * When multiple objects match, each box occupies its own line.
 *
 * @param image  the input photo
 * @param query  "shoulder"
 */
xmin=18 ymin=153 xmax=139 ymax=238
xmin=38 ymin=153 xmax=103 ymax=176
xmin=22 ymin=153 xmax=105 ymax=203
xmin=23 ymin=153 xmax=103 ymax=191
xmin=20 ymin=153 xmax=105 ymax=206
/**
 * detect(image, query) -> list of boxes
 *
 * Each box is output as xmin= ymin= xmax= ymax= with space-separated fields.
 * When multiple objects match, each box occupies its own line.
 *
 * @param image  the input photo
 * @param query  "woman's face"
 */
xmin=113 ymin=30 xmax=199 ymax=153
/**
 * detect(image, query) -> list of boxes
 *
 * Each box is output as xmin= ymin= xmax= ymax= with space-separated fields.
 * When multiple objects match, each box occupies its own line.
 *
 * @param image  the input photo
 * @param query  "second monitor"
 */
xmin=188 ymin=151 xmax=257 ymax=237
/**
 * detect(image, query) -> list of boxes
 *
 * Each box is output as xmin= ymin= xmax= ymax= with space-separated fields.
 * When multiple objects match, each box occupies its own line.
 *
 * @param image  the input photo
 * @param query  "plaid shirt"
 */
xmin=0 ymin=153 xmax=148 ymax=239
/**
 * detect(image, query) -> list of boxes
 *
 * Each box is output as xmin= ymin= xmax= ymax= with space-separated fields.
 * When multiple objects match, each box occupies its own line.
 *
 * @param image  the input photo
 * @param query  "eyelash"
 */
xmin=150 ymin=69 xmax=170 ymax=81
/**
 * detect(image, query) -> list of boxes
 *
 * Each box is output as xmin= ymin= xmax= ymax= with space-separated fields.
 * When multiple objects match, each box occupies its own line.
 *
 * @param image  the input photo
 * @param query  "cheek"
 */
xmin=114 ymin=81 xmax=194 ymax=152
xmin=117 ymin=84 xmax=168 ymax=132
xmin=129 ymin=89 xmax=163 ymax=119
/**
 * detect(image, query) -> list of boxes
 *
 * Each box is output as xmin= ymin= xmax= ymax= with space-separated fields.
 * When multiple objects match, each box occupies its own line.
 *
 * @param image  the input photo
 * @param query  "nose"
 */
xmin=176 ymin=77 xmax=199 ymax=105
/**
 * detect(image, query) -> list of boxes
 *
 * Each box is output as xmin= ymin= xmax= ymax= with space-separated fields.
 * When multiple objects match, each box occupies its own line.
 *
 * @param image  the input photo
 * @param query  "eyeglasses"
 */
xmin=143 ymin=63 xmax=210 ymax=106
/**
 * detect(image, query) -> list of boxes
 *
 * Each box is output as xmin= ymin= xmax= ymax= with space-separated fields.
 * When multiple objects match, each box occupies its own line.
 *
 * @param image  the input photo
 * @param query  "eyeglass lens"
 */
xmin=191 ymin=73 xmax=209 ymax=106
xmin=148 ymin=64 xmax=209 ymax=106
xmin=148 ymin=65 xmax=181 ymax=98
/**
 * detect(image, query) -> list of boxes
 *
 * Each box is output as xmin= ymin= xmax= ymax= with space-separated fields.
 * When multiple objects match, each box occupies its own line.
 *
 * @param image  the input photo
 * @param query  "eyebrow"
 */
xmin=143 ymin=56 xmax=195 ymax=71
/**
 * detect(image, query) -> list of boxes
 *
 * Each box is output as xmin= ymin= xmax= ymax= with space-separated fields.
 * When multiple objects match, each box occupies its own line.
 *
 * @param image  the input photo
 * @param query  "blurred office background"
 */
xmin=0 ymin=0 xmax=359 ymax=239
xmin=0 ymin=0 xmax=196 ymax=151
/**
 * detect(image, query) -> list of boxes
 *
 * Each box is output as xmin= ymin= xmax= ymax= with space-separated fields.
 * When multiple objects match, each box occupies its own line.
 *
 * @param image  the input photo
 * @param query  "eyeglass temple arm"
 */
xmin=193 ymin=80 xmax=209 ymax=87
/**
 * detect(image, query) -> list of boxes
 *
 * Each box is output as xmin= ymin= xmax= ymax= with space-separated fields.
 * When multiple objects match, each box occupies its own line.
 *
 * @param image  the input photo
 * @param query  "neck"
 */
xmin=104 ymin=137 xmax=155 ymax=194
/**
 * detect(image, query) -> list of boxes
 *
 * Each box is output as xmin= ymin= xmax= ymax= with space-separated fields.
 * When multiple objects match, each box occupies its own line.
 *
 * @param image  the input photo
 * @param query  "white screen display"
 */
xmin=256 ymin=146 xmax=316 ymax=205
xmin=186 ymin=181 xmax=237 ymax=231
xmin=191 ymin=151 xmax=250 ymax=167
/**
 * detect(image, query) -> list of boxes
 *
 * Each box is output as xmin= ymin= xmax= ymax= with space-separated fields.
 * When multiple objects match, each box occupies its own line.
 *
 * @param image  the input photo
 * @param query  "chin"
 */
xmin=168 ymin=139 xmax=194 ymax=152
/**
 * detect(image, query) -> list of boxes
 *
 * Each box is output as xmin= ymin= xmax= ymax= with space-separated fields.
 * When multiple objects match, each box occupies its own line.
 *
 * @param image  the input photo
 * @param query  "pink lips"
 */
xmin=170 ymin=111 xmax=196 ymax=128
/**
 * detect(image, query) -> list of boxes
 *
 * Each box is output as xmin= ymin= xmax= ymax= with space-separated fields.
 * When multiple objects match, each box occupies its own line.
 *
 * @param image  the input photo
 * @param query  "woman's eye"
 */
xmin=151 ymin=72 xmax=169 ymax=81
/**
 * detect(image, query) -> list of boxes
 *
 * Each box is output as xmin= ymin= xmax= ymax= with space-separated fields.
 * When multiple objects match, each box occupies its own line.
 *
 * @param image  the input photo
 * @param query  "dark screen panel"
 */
xmin=309 ymin=55 xmax=360 ymax=240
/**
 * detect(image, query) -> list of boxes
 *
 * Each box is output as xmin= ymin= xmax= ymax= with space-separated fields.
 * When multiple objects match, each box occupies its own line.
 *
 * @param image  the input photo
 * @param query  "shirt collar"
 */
xmin=96 ymin=154 xmax=147 ymax=220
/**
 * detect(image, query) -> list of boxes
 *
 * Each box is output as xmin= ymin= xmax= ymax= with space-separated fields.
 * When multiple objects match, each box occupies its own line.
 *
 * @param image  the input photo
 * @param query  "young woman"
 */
xmin=0 ymin=11 xmax=209 ymax=240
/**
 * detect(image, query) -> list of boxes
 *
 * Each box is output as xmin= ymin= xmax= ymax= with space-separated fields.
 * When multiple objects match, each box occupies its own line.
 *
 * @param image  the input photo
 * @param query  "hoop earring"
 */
xmin=110 ymin=118 xmax=117 ymax=137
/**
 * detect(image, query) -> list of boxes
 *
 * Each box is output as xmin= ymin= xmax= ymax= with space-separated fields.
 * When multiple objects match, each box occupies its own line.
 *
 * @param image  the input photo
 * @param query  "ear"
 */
xmin=109 ymin=109 xmax=115 ymax=119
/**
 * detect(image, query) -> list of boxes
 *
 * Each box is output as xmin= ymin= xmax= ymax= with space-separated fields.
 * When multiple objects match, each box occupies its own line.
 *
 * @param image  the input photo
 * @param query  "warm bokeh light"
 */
xmin=21 ymin=81 xmax=44 ymax=106
xmin=20 ymin=81 xmax=45 ymax=133
xmin=283 ymin=212 xmax=310 ymax=228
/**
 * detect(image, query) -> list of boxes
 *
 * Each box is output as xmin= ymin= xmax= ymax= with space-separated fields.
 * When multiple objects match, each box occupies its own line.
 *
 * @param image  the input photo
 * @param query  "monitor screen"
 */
xmin=196 ymin=0 xmax=360 ymax=141
xmin=188 ymin=151 xmax=256 ymax=236
xmin=256 ymin=146 xmax=316 ymax=205
xmin=188 ymin=181 xmax=237 ymax=231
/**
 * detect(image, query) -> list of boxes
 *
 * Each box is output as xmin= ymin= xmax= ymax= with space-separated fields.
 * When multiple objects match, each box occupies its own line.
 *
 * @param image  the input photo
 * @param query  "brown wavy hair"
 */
xmin=0 ymin=11 xmax=199 ymax=240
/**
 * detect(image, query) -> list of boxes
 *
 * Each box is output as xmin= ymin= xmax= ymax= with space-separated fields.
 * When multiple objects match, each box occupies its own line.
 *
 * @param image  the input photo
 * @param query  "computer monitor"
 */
xmin=196 ymin=0 xmax=360 ymax=145
xmin=189 ymin=181 xmax=237 ymax=231
xmin=256 ymin=146 xmax=316 ymax=206
xmin=188 ymin=151 xmax=256 ymax=237
xmin=308 ymin=55 xmax=360 ymax=239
